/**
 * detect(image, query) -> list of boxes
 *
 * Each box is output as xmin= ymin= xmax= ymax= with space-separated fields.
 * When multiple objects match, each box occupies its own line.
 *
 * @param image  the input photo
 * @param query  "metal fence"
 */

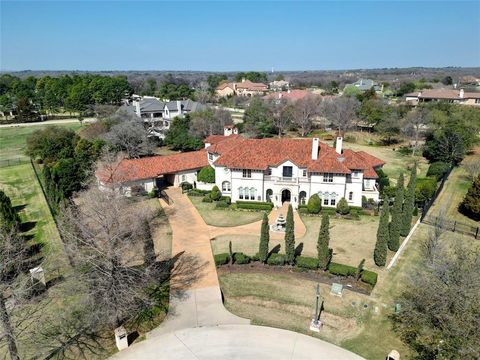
xmin=0 ymin=157 xmax=30 ymax=168
xmin=423 ymin=215 xmax=479 ymax=239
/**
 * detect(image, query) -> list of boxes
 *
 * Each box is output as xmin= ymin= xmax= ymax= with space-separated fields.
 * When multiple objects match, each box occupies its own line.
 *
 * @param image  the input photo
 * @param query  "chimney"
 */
xmin=176 ymin=100 xmax=182 ymax=114
xmin=311 ymin=138 xmax=319 ymax=160
xmin=242 ymin=78 xmax=246 ymax=83
xmin=460 ymin=88 xmax=464 ymax=98
xmin=335 ymin=135 xmax=343 ymax=154
xmin=134 ymin=100 xmax=141 ymax=117
xmin=224 ymin=125 xmax=232 ymax=136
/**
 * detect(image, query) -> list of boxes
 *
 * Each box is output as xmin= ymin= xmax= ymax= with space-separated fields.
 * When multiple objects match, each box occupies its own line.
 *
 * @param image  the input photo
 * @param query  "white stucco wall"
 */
xmin=173 ymin=170 xmax=198 ymax=187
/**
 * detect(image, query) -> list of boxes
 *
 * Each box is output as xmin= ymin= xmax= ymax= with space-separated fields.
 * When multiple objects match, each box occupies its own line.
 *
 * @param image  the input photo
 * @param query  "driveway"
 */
xmin=111 ymin=188 xmax=364 ymax=360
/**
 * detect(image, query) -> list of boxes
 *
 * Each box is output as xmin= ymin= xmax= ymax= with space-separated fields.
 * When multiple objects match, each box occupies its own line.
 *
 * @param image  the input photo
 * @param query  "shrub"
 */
xmin=296 ymin=256 xmax=319 ymax=270
xmin=233 ymin=252 xmax=250 ymax=264
xmin=251 ymin=253 xmax=260 ymax=262
xmin=460 ymin=175 xmax=480 ymax=221
xmin=328 ymin=262 xmax=356 ymax=277
xmin=336 ymin=198 xmax=350 ymax=215
xmin=148 ymin=188 xmax=159 ymax=198
xmin=214 ymin=253 xmax=230 ymax=266
xmin=197 ymin=166 xmax=215 ymax=183
xmin=426 ymin=161 xmax=450 ymax=180
xmin=236 ymin=201 xmax=273 ymax=211
xmin=398 ymin=146 xmax=413 ymax=155
xmin=320 ymin=208 xmax=336 ymax=216
xmin=210 ymin=185 xmax=222 ymax=201
xmin=307 ymin=194 xmax=322 ymax=214
xmin=267 ymin=253 xmax=286 ymax=266
xmin=180 ymin=182 xmax=193 ymax=191
xmin=215 ymin=200 xmax=229 ymax=209
xmin=202 ymin=194 xmax=213 ymax=203
xmin=188 ymin=189 xmax=209 ymax=197
xmin=415 ymin=177 xmax=437 ymax=204
xmin=298 ymin=207 xmax=309 ymax=214
xmin=361 ymin=270 xmax=378 ymax=286
xmin=220 ymin=196 xmax=231 ymax=204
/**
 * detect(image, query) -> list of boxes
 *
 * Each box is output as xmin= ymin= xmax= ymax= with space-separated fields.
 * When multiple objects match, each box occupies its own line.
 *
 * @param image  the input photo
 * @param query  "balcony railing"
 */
xmin=264 ymin=176 xmax=307 ymax=184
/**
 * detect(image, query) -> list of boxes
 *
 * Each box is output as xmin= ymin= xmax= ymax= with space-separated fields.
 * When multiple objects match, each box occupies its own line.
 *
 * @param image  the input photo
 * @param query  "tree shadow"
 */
xmin=295 ymin=242 xmax=304 ymax=257
xmin=20 ymin=221 xmax=37 ymax=232
xmin=46 ymin=275 xmax=65 ymax=289
xmin=127 ymin=331 xmax=139 ymax=345
xmin=25 ymin=242 xmax=44 ymax=257
xmin=269 ymin=244 xmax=281 ymax=256
xmin=14 ymin=204 xmax=27 ymax=212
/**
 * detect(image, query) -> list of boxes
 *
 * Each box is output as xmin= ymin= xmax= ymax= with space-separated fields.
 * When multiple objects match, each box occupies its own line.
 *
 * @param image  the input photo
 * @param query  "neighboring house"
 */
xmin=263 ymin=89 xmax=311 ymax=103
xmin=269 ymin=80 xmax=290 ymax=91
xmin=118 ymin=96 xmax=206 ymax=138
xmin=216 ymin=79 xmax=268 ymax=97
xmin=344 ymin=79 xmax=382 ymax=93
xmin=98 ymin=127 xmax=385 ymax=208
xmin=405 ymin=89 xmax=480 ymax=106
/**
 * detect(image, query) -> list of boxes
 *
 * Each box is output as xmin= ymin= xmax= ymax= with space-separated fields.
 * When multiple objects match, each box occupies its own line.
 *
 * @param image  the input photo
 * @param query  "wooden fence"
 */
xmin=0 ymin=157 xmax=30 ymax=168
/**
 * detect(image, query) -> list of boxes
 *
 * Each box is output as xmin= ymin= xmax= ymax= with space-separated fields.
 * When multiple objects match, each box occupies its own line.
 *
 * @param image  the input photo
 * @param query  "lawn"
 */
xmin=0 ymin=123 xmax=82 ymax=161
xmin=0 ymin=163 xmax=68 ymax=273
xmin=212 ymin=214 xmax=388 ymax=270
xmin=188 ymin=196 xmax=265 ymax=227
xmin=218 ymin=224 xmax=470 ymax=359
xmin=428 ymin=151 xmax=480 ymax=228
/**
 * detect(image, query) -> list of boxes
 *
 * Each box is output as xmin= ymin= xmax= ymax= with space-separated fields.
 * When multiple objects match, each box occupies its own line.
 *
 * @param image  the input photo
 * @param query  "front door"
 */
xmin=281 ymin=189 xmax=291 ymax=203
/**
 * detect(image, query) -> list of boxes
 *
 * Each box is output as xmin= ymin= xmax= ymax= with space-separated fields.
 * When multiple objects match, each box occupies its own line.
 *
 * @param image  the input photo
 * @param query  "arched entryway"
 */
xmin=281 ymin=189 xmax=291 ymax=203
xmin=266 ymin=189 xmax=273 ymax=202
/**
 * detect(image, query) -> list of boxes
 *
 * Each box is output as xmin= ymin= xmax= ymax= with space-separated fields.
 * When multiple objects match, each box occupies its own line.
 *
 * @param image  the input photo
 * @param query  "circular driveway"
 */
xmin=112 ymin=324 xmax=365 ymax=360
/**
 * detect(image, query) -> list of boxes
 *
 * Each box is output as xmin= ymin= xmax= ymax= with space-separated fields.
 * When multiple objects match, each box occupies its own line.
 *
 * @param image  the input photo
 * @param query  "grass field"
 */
xmin=0 ymin=123 xmax=82 ymax=161
xmin=219 ymin=224 xmax=472 ymax=359
xmin=189 ymin=196 xmax=264 ymax=227
xmin=212 ymin=214 xmax=389 ymax=269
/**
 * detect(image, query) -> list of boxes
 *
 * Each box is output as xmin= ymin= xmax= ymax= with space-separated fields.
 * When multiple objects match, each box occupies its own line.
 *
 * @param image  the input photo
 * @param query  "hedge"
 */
xmin=214 ymin=253 xmax=230 ymax=266
xmin=188 ymin=189 xmax=210 ymax=197
xmin=361 ymin=270 xmax=378 ymax=286
xmin=220 ymin=196 xmax=231 ymax=204
xmin=267 ymin=253 xmax=286 ymax=266
xmin=328 ymin=262 xmax=356 ymax=277
xmin=202 ymin=194 xmax=213 ymax=203
xmin=148 ymin=188 xmax=159 ymax=198
xmin=236 ymin=201 xmax=273 ymax=211
xmin=296 ymin=256 xmax=319 ymax=270
xmin=233 ymin=252 xmax=250 ymax=264
xmin=180 ymin=182 xmax=193 ymax=191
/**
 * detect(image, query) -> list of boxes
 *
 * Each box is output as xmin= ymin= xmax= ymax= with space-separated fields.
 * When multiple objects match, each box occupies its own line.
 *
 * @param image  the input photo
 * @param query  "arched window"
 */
xmin=222 ymin=181 xmax=231 ymax=192
xmin=238 ymin=187 xmax=244 ymax=200
xmin=323 ymin=192 xmax=329 ymax=206
xmin=266 ymin=189 xmax=273 ymax=202
xmin=299 ymin=191 xmax=307 ymax=205
xmin=348 ymin=191 xmax=353 ymax=201
xmin=250 ymin=187 xmax=256 ymax=200
xmin=330 ymin=192 xmax=337 ymax=206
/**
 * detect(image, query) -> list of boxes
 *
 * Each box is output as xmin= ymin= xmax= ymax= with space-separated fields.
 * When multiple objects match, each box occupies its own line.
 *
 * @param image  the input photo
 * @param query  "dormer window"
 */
xmin=302 ymin=169 xmax=307 ymax=177
xmin=208 ymin=153 xmax=213 ymax=161
xmin=323 ymin=173 xmax=333 ymax=183
xmin=242 ymin=169 xmax=252 ymax=178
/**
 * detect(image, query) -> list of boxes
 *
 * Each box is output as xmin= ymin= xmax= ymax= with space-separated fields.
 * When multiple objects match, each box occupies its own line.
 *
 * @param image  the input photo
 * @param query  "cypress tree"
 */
xmin=374 ymin=201 xmax=390 ymax=267
xmin=0 ymin=190 xmax=20 ymax=231
xmin=401 ymin=164 xmax=417 ymax=236
xmin=258 ymin=212 xmax=270 ymax=263
xmin=460 ymin=175 xmax=480 ymax=221
xmin=388 ymin=173 xmax=404 ymax=251
xmin=284 ymin=204 xmax=295 ymax=265
xmin=317 ymin=214 xmax=331 ymax=270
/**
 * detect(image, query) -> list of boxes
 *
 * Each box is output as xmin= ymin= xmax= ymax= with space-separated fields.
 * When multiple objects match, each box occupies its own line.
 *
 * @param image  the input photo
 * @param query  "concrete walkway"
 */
xmin=113 ymin=325 xmax=365 ymax=360
xmin=208 ymin=202 xmax=307 ymax=241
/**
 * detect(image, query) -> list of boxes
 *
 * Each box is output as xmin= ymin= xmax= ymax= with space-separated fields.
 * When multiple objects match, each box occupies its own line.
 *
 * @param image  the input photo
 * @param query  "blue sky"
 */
xmin=1 ymin=1 xmax=479 ymax=71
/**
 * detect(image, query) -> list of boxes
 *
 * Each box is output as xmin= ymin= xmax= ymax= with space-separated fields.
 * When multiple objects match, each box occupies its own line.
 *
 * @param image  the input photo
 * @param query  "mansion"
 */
xmin=97 ymin=127 xmax=384 ymax=208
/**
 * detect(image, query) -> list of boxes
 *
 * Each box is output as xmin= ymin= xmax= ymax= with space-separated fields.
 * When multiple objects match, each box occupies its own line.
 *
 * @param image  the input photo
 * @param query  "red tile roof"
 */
xmin=217 ymin=80 xmax=268 ymax=91
xmin=97 ymin=150 xmax=209 ymax=183
xmin=405 ymin=89 xmax=480 ymax=100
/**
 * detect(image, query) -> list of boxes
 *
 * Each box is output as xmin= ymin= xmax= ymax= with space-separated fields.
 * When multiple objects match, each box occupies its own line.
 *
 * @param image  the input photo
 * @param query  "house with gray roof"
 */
xmin=345 ymin=79 xmax=382 ymax=93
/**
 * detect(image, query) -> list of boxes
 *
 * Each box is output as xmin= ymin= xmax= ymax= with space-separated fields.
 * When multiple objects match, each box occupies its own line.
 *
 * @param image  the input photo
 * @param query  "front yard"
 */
xmin=188 ymin=195 xmax=265 ymax=227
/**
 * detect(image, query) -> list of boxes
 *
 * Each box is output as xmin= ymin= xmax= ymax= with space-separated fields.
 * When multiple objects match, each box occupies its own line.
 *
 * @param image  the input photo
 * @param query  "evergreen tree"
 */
xmin=374 ymin=201 xmax=390 ymax=266
xmin=460 ymin=175 xmax=480 ymax=221
xmin=0 ymin=190 xmax=20 ymax=231
xmin=258 ymin=212 xmax=270 ymax=263
xmin=284 ymin=204 xmax=295 ymax=265
xmin=388 ymin=173 xmax=404 ymax=251
xmin=317 ymin=214 xmax=331 ymax=270
xmin=401 ymin=164 xmax=417 ymax=236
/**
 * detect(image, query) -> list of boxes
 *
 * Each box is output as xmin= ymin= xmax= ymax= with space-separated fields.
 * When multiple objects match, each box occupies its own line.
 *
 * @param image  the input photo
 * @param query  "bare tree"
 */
xmin=421 ymin=210 xmax=446 ymax=265
xmin=402 ymin=107 xmax=429 ymax=157
xmin=463 ymin=159 xmax=480 ymax=181
xmin=103 ymin=118 xmax=153 ymax=159
xmin=189 ymin=108 xmax=232 ymax=138
xmin=292 ymin=95 xmax=321 ymax=137
xmin=272 ymin=101 xmax=294 ymax=137
xmin=320 ymin=96 xmax=360 ymax=134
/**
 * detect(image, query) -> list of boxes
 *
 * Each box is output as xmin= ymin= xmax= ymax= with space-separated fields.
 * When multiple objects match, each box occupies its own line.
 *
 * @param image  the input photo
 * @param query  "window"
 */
xmin=323 ymin=194 xmax=329 ymax=205
xmin=266 ymin=189 xmax=273 ymax=202
xmin=250 ymin=187 xmax=256 ymax=200
xmin=208 ymin=153 xmax=213 ymax=161
xmin=299 ymin=191 xmax=307 ymax=205
xmin=330 ymin=198 xmax=336 ymax=206
xmin=323 ymin=173 xmax=333 ymax=182
xmin=238 ymin=187 xmax=244 ymax=199
xmin=283 ymin=166 xmax=293 ymax=178
xmin=242 ymin=169 xmax=252 ymax=178
xmin=330 ymin=192 xmax=337 ymax=206
xmin=266 ymin=168 xmax=272 ymax=175
xmin=222 ymin=181 xmax=231 ymax=192
xmin=181 ymin=175 xmax=186 ymax=182
xmin=302 ymin=170 xmax=307 ymax=177
xmin=348 ymin=191 xmax=353 ymax=201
